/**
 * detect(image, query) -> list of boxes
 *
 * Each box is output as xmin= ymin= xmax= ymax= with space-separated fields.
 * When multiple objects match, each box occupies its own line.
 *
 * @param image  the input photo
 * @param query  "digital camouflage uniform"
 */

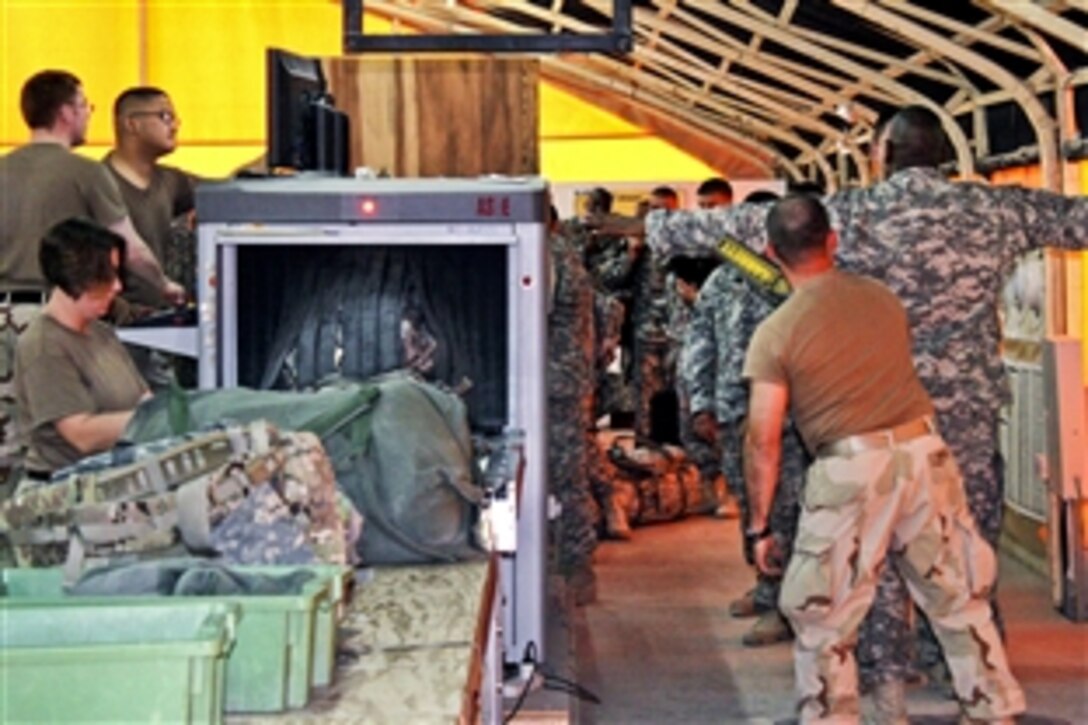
xmin=563 ymin=219 xmax=636 ymax=421
xmin=672 ymin=285 xmax=724 ymax=511
xmin=548 ymin=232 xmax=598 ymax=579
xmin=630 ymin=245 xmax=671 ymax=439
xmin=681 ymin=264 xmax=807 ymax=610
xmin=648 ymin=169 xmax=1088 ymax=683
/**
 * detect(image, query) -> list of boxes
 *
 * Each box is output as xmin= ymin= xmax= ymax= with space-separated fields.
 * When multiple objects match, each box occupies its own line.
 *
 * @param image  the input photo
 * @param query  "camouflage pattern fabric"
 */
xmin=681 ymin=261 xmax=806 ymax=606
xmin=593 ymin=436 xmax=710 ymax=531
xmin=631 ymin=246 xmax=672 ymax=439
xmin=781 ymin=433 xmax=1025 ymax=723
xmin=0 ymin=299 xmax=43 ymax=494
xmin=548 ymin=232 xmax=598 ymax=577
xmin=0 ymin=422 xmax=354 ymax=574
xmin=683 ymin=265 xmax=778 ymax=427
xmin=651 ymin=168 xmax=1088 ymax=683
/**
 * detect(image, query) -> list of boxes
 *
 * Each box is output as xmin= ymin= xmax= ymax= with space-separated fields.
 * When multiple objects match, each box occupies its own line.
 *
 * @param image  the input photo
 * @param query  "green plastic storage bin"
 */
xmin=297 ymin=564 xmax=354 ymax=688
xmin=0 ymin=602 xmax=237 ymax=724
xmin=225 ymin=564 xmax=355 ymax=689
xmin=1 ymin=566 xmax=330 ymax=713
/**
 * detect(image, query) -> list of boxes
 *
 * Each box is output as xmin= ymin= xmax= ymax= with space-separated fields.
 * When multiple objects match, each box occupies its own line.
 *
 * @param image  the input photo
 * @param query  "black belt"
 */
xmin=25 ymin=469 xmax=52 ymax=482
xmin=0 ymin=290 xmax=47 ymax=304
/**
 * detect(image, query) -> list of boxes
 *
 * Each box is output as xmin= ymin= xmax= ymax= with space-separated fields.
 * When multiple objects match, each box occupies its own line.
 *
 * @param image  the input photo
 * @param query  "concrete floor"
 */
xmin=572 ymin=516 xmax=1088 ymax=724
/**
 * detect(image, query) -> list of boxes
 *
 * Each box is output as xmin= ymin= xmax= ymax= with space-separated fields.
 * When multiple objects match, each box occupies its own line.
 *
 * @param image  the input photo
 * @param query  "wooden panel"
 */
xmin=324 ymin=57 xmax=539 ymax=177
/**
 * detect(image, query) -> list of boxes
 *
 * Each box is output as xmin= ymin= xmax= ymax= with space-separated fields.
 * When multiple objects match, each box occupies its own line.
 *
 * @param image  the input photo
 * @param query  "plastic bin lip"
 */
xmin=0 ymin=602 xmax=238 ymax=657
xmin=2 ymin=566 xmax=331 ymax=610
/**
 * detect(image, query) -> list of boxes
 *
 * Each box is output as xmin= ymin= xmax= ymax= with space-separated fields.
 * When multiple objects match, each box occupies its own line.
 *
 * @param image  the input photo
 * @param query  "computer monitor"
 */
xmin=266 ymin=47 xmax=351 ymax=175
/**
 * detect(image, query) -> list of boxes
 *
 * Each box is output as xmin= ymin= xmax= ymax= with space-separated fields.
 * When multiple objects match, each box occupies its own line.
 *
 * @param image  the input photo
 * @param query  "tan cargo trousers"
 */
xmin=779 ymin=431 xmax=1025 ymax=724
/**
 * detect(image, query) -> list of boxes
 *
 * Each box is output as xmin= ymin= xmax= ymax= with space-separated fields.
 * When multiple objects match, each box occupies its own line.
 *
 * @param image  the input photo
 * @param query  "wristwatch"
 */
xmin=745 ymin=526 xmax=772 ymax=546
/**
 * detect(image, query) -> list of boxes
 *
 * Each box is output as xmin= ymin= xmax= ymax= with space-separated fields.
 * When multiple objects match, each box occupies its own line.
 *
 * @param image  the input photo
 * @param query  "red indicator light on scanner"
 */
xmin=359 ymin=199 xmax=378 ymax=216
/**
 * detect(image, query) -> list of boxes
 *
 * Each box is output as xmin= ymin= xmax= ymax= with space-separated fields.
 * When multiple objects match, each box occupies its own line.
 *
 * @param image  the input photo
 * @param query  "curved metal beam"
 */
xmin=692 ymin=1 xmax=977 ymax=177
xmin=839 ymin=0 xmax=1059 ymax=190
xmin=518 ymin=0 xmax=855 ymax=178
xmin=572 ymin=52 xmax=840 ymax=187
xmin=632 ymin=28 xmax=869 ymax=171
xmin=986 ymin=1 xmax=1088 ymax=53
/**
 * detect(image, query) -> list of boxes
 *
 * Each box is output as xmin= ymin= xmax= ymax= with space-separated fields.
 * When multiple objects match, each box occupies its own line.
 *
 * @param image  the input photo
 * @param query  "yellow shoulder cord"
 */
xmin=717 ymin=236 xmax=791 ymax=301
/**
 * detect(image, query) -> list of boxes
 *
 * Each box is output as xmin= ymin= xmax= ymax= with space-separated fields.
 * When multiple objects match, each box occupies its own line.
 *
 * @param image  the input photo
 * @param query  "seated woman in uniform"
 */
xmin=13 ymin=218 xmax=149 ymax=480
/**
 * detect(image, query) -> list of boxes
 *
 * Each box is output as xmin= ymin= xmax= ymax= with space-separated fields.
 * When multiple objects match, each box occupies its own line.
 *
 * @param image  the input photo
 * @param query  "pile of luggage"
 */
xmin=593 ymin=430 xmax=726 ymax=539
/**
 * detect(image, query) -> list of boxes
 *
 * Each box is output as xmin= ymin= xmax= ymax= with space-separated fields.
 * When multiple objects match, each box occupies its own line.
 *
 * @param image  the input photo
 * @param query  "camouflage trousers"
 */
xmin=720 ymin=418 xmax=807 ymax=609
xmin=0 ymin=300 xmax=43 ymax=495
xmin=632 ymin=341 xmax=668 ymax=439
xmin=857 ymin=407 xmax=1004 ymax=685
xmin=781 ymin=432 xmax=1024 ymax=724
xmin=678 ymin=387 xmax=723 ymax=511
xmin=549 ymin=394 xmax=598 ymax=577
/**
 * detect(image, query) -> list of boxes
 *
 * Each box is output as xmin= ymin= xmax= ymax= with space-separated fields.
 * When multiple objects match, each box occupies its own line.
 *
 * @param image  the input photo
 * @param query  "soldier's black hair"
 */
xmin=651 ymin=185 xmax=679 ymax=201
xmin=743 ymin=190 xmax=780 ymax=204
xmin=587 ymin=187 xmax=613 ymax=214
xmin=113 ymin=86 xmax=168 ymax=118
xmin=786 ymin=180 xmax=825 ymax=197
xmin=664 ymin=255 xmax=721 ymax=288
xmin=40 ymin=218 xmax=126 ymax=299
xmin=696 ymin=177 xmax=733 ymax=199
xmin=885 ymin=105 xmax=952 ymax=172
xmin=766 ymin=195 xmax=831 ymax=268
xmin=20 ymin=70 xmax=81 ymax=129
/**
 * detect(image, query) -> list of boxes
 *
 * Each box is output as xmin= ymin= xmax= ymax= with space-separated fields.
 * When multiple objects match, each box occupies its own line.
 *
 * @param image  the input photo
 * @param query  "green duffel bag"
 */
xmin=124 ymin=371 xmax=486 ymax=565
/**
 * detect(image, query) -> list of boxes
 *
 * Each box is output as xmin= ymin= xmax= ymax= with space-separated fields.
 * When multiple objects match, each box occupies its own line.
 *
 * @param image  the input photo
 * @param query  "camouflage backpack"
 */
xmin=0 ymin=421 xmax=350 ymax=579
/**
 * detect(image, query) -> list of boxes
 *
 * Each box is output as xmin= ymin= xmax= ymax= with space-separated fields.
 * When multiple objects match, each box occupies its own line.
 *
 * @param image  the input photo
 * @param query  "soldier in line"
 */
xmin=743 ymin=195 xmax=1023 ymax=724
xmin=665 ymin=254 xmax=732 ymax=519
xmin=548 ymin=208 xmax=600 ymax=605
xmin=613 ymin=104 xmax=1088 ymax=706
xmin=695 ymin=177 xmax=734 ymax=208
xmin=630 ymin=186 xmax=679 ymax=440
xmin=681 ymin=191 xmax=806 ymax=647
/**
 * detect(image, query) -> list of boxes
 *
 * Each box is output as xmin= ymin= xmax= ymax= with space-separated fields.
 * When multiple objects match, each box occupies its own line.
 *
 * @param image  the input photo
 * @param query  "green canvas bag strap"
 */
xmin=167 ymin=379 xmax=193 ymax=435
xmin=411 ymin=382 xmax=484 ymax=506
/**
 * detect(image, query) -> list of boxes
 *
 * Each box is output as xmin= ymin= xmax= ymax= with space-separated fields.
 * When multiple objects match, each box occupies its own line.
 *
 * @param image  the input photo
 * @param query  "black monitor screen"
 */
xmin=266 ymin=47 xmax=350 ymax=174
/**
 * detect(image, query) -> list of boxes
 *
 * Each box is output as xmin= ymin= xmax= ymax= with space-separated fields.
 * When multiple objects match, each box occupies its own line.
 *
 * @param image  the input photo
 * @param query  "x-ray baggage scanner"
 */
xmin=195 ymin=177 xmax=549 ymax=667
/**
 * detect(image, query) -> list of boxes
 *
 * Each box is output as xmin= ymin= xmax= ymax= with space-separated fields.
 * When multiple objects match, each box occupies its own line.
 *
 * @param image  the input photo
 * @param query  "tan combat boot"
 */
xmin=741 ymin=610 xmax=793 ymax=647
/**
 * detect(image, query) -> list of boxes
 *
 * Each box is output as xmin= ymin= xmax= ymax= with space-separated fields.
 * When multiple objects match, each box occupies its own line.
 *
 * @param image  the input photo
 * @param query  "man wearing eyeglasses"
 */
xmin=105 ymin=87 xmax=197 ymax=309
xmin=0 ymin=70 xmax=182 ymax=493
xmin=104 ymin=87 xmax=199 ymax=388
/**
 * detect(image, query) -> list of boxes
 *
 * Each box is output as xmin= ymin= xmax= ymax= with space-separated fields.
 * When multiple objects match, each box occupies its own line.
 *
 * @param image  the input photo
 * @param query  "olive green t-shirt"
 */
xmin=15 ymin=314 xmax=148 ymax=473
xmin=104 ymin=154 xmax=196 ymax=305
xmin=743 ymin=269 xmax=932 ymax=452
xmin=0 ymin=143 xmax=127 ymax=290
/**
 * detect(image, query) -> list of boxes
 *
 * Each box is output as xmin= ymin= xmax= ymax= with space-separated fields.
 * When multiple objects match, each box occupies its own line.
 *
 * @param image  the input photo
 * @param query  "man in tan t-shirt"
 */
xmin=742 ymin=196 xmax=1023 ymax=724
